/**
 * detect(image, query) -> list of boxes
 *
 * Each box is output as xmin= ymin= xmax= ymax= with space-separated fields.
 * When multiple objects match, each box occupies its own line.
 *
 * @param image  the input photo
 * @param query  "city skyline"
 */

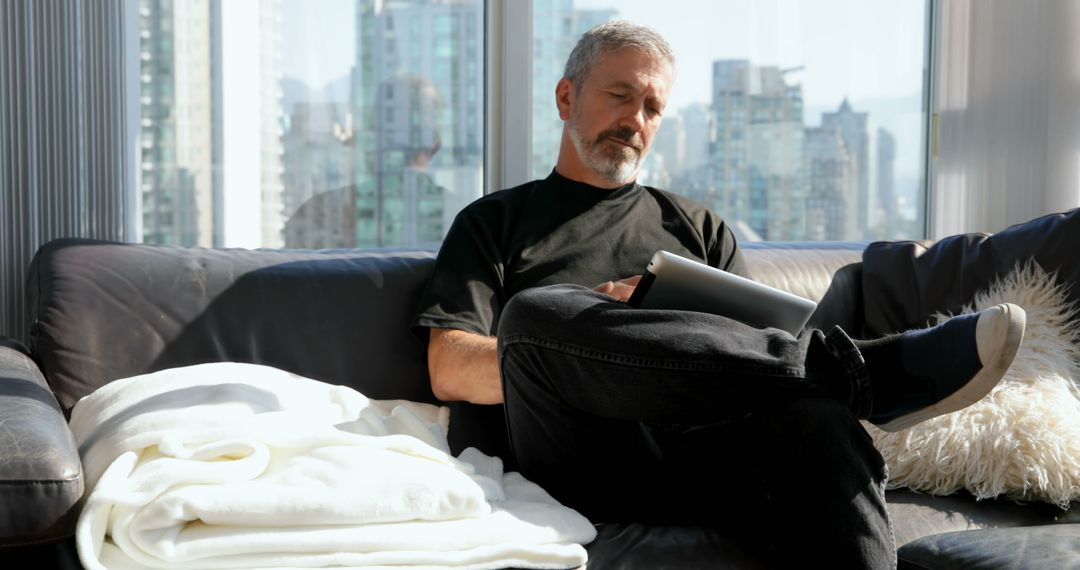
xmin=138 ymin=0 xmax=925 ymax=249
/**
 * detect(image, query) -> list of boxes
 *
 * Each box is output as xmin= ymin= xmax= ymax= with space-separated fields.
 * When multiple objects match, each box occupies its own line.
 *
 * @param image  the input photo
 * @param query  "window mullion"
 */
xmin=485 ymin=0 xmax=532 ymax=195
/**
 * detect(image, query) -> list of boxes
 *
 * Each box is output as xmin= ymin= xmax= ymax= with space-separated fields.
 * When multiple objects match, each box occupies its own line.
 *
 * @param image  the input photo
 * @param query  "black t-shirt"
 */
xmin=412 ymin=170 xmax=748 ymax=337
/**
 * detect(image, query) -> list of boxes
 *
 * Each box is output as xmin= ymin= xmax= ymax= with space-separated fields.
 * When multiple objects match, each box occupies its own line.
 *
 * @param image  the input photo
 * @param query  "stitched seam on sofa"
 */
xmin=500 ymin=334 xmax=805 ymax=378
xmin=0 ymin=477 xmax=82 ymax=486
xmin=895 ymin=555 xmax=935 ymax=570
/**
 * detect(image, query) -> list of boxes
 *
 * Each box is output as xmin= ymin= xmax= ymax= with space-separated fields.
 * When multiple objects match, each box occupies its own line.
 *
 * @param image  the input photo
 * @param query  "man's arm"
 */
xmin=427 ymin=327 xmax=502 ymax=404
xmin=426 ymin=277 xmax=641 ymax=405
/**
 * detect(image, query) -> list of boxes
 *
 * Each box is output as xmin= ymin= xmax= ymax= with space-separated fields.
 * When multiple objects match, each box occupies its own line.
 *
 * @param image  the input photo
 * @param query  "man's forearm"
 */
xmin=427 ymin=328 xmax=503 ymax=404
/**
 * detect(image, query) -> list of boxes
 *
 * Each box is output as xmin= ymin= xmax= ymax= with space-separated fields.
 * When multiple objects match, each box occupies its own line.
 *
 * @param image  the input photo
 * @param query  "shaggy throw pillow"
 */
xmin=864 ymin=261 xmax=1080 ymax=508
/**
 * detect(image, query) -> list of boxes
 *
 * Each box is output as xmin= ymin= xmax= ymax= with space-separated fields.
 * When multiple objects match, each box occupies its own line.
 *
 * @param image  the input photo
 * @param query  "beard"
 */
xmin=568 ymin=110 xmax=645 ymax=185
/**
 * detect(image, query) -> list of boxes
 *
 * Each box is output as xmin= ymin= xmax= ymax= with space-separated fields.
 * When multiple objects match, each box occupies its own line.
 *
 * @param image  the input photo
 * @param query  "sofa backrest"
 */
xmin=28 ymin=239 xmax=438 ymax=413
xmin=742 ymin=241 xmax=865 ymax=336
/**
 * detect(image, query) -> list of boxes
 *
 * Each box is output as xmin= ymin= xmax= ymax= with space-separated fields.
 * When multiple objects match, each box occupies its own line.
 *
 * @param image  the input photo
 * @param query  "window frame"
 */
xmin=484 ymin=0 xmax=534 ymax=194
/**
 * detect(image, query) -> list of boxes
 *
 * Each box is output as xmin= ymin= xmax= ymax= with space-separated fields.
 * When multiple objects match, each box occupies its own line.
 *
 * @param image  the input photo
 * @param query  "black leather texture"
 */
xmin=886 ymin=489 xmax=1077 ymax=547
xmin=898 ymin=524 xmax=1080 ymax=569
xmin=862 ymin=208 xmax=1080 ymax=336
xmin=27 ymin=239 xmax=439 ymax=413
xmin=0 ymin=345 xmax=83 ymax=546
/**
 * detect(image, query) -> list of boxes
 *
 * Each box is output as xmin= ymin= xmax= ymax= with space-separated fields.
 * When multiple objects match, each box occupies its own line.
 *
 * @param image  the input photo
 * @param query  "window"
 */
xmin=139 ymin=0 xmax=927 ymax=248
xmin=529 ymin=0 xmax=929 ymax=242
xmin=137 ymin=0 xmax=484 ymax=249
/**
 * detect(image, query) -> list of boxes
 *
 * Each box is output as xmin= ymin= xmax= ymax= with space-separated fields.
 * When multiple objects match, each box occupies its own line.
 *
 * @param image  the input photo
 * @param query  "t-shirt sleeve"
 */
xmin=411 ymin=205 xmax=505 ymax=339
xmin=709 ymin=218 xmax=750 ymax=279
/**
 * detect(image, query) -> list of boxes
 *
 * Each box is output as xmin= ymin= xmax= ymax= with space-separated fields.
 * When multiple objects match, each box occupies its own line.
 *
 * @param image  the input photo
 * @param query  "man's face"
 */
xmin=560 ymin=48 xmax=673 ymax=185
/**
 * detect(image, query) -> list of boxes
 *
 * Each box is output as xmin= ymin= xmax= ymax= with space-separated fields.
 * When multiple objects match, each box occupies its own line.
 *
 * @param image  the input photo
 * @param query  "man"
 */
xmin=412 ymin=21 xmax=1025 ymax=568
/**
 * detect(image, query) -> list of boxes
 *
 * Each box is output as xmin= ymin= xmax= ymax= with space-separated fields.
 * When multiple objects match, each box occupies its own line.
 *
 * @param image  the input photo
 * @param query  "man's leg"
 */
xmin=498 ymin=284 xmax=1021 ymax=567
xmin=497 ymin=284 xmax=872 ymax=524
xmin=499 ymin=282 xmax=1024 ymax=432
xmin=498 ymin=284 xmax=871 ymax=427
xmin=749 ymin=396 xmax=895 ymax=568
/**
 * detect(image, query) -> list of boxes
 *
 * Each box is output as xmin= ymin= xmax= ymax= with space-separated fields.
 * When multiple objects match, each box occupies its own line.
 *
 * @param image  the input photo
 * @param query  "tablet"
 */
xmin=625 ymin=250 xmax=818 ymax=335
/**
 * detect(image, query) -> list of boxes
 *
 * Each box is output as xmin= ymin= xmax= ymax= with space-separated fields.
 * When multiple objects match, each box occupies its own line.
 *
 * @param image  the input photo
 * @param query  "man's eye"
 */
xmin=608 ymin=92 xmax=628 ymax=100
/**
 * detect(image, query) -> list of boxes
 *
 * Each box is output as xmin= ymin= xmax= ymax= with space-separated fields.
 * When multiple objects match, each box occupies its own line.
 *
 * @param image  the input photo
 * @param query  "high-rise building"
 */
xmin=350 ymin=0 xmax=484 ymax=248
xmin=139 ymin=0 xmax=285 ymax=248
xmin=532 ymin=0 xmax=574 ymax=181
xmin=650 ymin=112 xmax=684 ymax=183
xmin=530 ymin=3 xmax=618 ymax=180
xmin=681 ymin=103 xmax=712 ymax=175
xmin=648 ymin=104 xmax=712 ymax=202
xmin=709 ymin=60 xmax=805 ymax=240
xmin=281 ymin=104 xmax=352 ymax=227
xmin=876 ymin=127 xmax=897 ymax=237
xmin=280 ymin=103 xmax=354 ymax=248
xmin=139 ymin=0 xmax=217 ymax=247
xmin=664 ymin=103 xmax=713 ymax=204
xmin=259 ymin=0 xmax=286 ymax=247
xmin=821 ymin=99 xmax=870 ymax=236
xmin=805 ymin=127 xmax=857 ymax=240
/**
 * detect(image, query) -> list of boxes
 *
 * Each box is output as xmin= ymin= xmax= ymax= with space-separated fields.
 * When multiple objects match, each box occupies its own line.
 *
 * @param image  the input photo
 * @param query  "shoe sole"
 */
xmin=875 ymin=303 xmax=1027 ymax=432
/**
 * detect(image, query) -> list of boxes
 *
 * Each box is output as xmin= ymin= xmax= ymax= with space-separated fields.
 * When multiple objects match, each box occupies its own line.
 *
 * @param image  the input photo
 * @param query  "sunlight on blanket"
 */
xmin=71 ymin=363 xmax=595 ymax=570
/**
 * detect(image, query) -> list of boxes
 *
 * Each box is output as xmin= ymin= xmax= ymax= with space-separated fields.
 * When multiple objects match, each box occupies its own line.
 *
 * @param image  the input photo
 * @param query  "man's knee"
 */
xmin=498 ymin=284 xmax=598 ymax=341
xmin=767 ymin=397 xmax=882 ymax=463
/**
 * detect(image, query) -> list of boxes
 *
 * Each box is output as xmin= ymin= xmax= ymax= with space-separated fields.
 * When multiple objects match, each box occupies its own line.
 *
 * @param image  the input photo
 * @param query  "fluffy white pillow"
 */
xmin=864 ymin=261 xmax=1080 ymax=508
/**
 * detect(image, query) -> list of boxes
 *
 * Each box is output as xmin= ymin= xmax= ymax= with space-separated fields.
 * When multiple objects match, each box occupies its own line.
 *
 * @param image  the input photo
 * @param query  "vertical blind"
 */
xmin=931 ymin=0 xmax=1080 ymax=238
xmin=0 ymin=0 xmax=131 ymax=343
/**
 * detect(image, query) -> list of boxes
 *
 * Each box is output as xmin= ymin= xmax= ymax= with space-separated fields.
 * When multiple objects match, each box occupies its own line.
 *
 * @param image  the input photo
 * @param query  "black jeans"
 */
xmin=497 ymin=284 xmax=895 ymax=569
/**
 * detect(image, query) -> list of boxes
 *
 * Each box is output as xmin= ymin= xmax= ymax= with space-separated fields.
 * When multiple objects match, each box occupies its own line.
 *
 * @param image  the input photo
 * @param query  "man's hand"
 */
xmin=594 ymin=275 xmax=642 ymax=303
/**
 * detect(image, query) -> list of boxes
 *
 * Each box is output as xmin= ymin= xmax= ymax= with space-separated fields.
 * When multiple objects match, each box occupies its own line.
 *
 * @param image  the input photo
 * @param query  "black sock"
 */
xmin=853 ymin=312 xmax=982 ymax=418
xmin=853 ymin=334 xmax=933 ymax=417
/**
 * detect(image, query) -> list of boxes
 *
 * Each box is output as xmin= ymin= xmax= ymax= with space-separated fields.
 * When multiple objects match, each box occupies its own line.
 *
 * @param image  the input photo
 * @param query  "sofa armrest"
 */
xmin=0 ymin=341 xmax=84 ymax=547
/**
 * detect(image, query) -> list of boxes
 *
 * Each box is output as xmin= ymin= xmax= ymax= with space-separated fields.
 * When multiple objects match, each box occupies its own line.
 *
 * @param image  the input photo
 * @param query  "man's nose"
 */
xmin=619 ymin=105 xmax=647 ymax=133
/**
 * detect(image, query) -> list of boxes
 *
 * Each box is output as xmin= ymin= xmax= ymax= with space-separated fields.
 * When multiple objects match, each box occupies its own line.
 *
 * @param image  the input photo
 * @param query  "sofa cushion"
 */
xmin=27 ymin=239 xmax=438 ymax=412
xmin=885 ymin=489 xmax=1076 ymax=547
xmin=862 ymin=208 xmax=1080 ymax=336
xmin=897 ymin=524 xmax=1080 ymax=569
xmin=0 ymin=344 xmax=82 ymax=546
xmin=741 ymin=241 xmax=865 ymax=335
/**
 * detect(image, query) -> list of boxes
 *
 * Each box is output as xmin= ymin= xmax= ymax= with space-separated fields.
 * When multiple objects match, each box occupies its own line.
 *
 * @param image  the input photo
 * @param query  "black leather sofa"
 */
xmin=3 ymin=212 xmax=1080 ymax=568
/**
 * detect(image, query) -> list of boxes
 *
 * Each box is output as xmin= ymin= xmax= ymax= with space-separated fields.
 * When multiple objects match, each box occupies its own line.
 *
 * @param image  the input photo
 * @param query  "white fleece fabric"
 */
xmin=865 ymin=261 xmax=1080 ymax=507
xmin=71 ymin=363 xmax=595 ymax=569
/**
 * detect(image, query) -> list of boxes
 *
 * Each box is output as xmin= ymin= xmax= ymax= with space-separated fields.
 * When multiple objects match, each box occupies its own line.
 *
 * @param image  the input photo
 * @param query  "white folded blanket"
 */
xmin=71 ymin=363 xmax=595 ymax=569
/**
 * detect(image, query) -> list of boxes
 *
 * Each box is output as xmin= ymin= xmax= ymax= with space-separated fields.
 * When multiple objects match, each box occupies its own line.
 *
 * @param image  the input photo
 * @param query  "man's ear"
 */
xmin=556 ymin=78 xmax=573 ymax=121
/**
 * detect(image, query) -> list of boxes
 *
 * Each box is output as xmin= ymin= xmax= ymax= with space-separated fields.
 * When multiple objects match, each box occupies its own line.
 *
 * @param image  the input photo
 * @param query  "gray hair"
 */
xmin=563 ymin=21 xmax=675 ymax=90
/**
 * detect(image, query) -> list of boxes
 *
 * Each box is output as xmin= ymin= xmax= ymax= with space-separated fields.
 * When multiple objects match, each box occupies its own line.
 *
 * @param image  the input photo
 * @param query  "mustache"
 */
xmin=596 ymin=127 xmax=642 ymax=151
